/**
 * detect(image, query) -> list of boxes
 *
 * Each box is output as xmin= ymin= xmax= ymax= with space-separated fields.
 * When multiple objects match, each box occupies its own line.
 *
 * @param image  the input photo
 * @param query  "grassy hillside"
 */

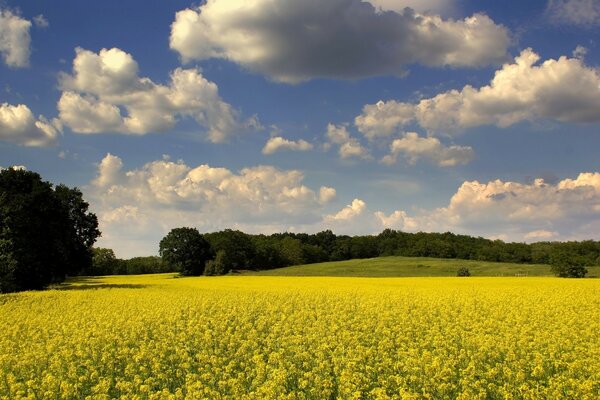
xmin=248 ymin=256 xmax=600 ymax=277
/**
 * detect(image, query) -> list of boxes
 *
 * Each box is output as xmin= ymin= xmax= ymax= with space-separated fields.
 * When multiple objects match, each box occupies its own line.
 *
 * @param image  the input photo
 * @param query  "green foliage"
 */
xmin=204 ymin=250 xmax=229 ymax=276
xmin=0 ymin=168 xmax=99 ymax=292
xmin=549 ymin=250 xmax=588 ymax=278
xmin=159 ymin=227 xmax=211 ymax=276
xmin=456 ymin=267 xmax=471 ymax=277
xmin=205 ymin=230 xmax=255 ymax=271
xmin=89 ymin=248 xmax=118 ymax=276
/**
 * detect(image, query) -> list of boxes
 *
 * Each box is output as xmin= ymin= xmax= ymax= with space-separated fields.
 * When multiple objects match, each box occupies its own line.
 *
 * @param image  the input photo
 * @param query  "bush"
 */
xmin=457 ymin=267 xmax=471 ymax=277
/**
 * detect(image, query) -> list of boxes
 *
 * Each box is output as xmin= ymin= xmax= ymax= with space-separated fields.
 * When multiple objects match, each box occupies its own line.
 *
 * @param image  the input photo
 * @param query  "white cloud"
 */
xmin=319 ymin=186 xmax=337 ymax=203
xmin=90 ymin=154 xmax=334 ymax=256
xmin=0 ymin=103 xmax=60 ymax=146
xmin=325 ymin=198 xmax=366 ymax=221
xmin=381 ymin=132 xmax=474 ymax=166
xmin=262 ymin=136 xmax=313 ymax=154
xmin=0 ymin=9 xmax=31 ymax=67
xmin=355 ymin=100 xmax=415 ymax=140
xmin=170 ymin=0 xmax=509 ymax=83
xmin=374 ymin=210 xmax=418 ymax=231
xmin=356 ymin=49 xmax=600 ymax=134
xmin=58 ymin=47 xmax=254 ymax=142
xmin=315 ymin=172 xmax=600 ymax=242
xmin=374 ymin=173 xmax=600 ymax=241
xmin=33 ymin=14 xmax=49 ymax=28
xmin=325 ymin=123 xmax=371 ymax=160
xmin=546 ymin=0 xmax=600 ymax=26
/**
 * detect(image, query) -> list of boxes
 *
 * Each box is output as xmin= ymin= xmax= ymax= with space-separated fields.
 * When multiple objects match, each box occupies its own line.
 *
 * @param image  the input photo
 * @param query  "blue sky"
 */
xmin=1 ymin=0 xmax=600 ymax=257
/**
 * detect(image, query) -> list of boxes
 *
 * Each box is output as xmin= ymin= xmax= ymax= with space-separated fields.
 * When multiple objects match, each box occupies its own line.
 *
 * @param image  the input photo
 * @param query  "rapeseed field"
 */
xmin=0 ymin=275 xmax=599 ymax=399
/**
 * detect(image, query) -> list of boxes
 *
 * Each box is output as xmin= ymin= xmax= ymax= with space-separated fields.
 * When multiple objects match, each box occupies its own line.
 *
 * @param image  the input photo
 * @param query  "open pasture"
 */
xmin=1 ymin=274 xmax=599 ymax=399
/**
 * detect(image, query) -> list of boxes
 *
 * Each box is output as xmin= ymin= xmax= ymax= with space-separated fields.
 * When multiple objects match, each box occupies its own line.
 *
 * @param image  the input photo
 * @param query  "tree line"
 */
xmin=89 ymin=228 xmax=597 ymax=278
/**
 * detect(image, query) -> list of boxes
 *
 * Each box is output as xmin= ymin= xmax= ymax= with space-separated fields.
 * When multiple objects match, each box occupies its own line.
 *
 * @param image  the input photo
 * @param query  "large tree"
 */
xmin=159 ymin=227 xmax=212 ymax=276
xmin=0 ymin=168 xmax=100 ymax=292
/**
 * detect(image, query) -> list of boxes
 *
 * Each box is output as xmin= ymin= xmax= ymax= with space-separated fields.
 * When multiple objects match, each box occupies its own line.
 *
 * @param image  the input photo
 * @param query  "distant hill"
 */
xmin=248 ymin=256 xmax=600 ymax=278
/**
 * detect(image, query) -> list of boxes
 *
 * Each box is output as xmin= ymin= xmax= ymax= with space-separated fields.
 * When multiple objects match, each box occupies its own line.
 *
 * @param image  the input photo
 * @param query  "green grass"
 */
xmin=247 ymin=256 xmax=600 ymax=278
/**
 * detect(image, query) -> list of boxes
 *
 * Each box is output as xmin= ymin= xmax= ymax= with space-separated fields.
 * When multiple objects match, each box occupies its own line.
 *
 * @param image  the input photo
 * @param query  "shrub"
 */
xmin=457 ymin=267 xmax=471 ymax=277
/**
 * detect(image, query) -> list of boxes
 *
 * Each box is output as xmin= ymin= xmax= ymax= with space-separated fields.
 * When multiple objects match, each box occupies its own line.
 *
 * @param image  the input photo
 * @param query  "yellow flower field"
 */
xmin=1 ymin=275 xmax=599 ymax=399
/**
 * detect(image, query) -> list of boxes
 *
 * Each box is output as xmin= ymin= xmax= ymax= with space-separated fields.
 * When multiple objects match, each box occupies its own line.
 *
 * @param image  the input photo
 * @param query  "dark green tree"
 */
xmin=205 ymin=229 xmax=255 ymax=271
xmin=89 ymin=248 xmax=119 ymax=276
xmin=0 ymin=168 xmax=100 ymax=292
xmin=549 ymin=250 xmax=587 ymax=278
xmin=159 ymin=227 xmax=211 ymax=276
xmin=54 ymin=185 xmax=100 ymax=277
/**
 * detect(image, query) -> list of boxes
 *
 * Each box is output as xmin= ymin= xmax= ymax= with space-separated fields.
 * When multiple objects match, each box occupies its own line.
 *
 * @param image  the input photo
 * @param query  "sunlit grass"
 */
xmin=249 ymin=256 xmax=600 ymax=278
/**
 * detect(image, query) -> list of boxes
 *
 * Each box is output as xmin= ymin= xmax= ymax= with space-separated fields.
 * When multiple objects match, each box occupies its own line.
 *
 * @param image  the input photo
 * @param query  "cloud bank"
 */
xmin=356 ymin=49 xmax=600 ymax=136
xmin=170 ymin=0 xmax=509 ymax=83
xmin=91 ymin=154 xmax=336 ymax=256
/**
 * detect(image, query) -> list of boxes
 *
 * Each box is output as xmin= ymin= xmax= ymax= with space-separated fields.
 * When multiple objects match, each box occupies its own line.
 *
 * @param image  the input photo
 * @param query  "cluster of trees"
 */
xmin=0 ymin=168 xmax=100 ymax=293
xmin=154 ymin=227 xmax=598 ymax=277
xmin=87 ymin=248 xmax=169 ymax=276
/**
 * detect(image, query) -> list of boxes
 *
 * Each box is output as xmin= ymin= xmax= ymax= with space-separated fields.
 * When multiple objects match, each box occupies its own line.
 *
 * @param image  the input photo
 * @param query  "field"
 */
xmin=249 ymin=256 xmax=600 ymax=278
xmin=1 ymin=274 xmax=599 ymax=399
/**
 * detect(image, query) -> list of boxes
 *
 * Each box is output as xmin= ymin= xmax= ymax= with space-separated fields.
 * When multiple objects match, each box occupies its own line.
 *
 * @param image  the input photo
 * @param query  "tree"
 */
xmin=204 ymin=229 xmax=255 ymax=271
xmin=549 ymin=250 xmax=587 ymax=278
xmin=54 ymin=185 xmax=100 ymax=277
xmin=89 ymin=248 xmax=119 ymax=276
xmin=456 ymin=267 xmax=471 ymax=277
xmin=0 ymin=168 xmax=100 ymax=292
xmin=204 ymin=250 xmax=229 ymax=276
xmin=159 ymin=227 xmax=211 ymax=276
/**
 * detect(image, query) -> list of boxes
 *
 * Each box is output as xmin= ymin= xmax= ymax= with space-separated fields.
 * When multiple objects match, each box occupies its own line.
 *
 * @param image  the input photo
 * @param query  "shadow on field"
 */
xmin=53 ymin=277 xmax=148 ymax=291
xmin=54 ymin=284 xmax=147 ymax=291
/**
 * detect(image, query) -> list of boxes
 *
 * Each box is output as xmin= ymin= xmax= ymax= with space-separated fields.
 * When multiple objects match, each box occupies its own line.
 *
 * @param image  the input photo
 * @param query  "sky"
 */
xmin=1 ymin=0 xmax=600 ymax=258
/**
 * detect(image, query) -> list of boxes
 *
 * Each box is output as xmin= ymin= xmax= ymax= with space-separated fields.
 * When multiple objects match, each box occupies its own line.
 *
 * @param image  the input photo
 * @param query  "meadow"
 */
xmin=249 ymin=256 xmax=600 ymax=277
xmin=0 ymin=274 xmax=599 ymax=399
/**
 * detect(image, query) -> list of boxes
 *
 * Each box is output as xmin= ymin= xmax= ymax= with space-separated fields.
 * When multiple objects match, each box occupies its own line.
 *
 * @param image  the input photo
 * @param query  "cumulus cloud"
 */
xmin=90 ymin=154 xmax=337 ymax=256
xmin=325 ymin=198 xmax=366 ymax=221
xmin=58 ymin=47 xmax=254 ymax=142
xmin=373 ymin=172 xmax=600 ymax=242
xmin=170 ymin=0 xmax=509 ymax=83
xmin=262 ymin=136 xmax=313 ymax=155
xmin=0 ymin=9 xmax=31 ymax=67
xmin=355 ymin=49 xmax=600 ymax=135
xmin=325 ymin=123 xmax=371 ymax=160
xmin=319 ymin=186 xmax=337 ymax=204
xmin=381 ymin=132 xmax=474 ymax=166
xmin=546 ymin=0 xmax=600 ymax=26
xmin=355 ymin=100 xmax=415 ymax=140
xmin=316 ymin=172 xmax=600 ymax=241
xmin=0 ymin=103 xmax=60 ymax=146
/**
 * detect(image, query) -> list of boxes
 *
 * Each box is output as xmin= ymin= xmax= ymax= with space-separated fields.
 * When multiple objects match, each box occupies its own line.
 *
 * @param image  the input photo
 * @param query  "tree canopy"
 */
xmin=159 ymin=227 xmax=211 ymax=276
xmin=0 ymin=168 xmax=100 ymax=292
